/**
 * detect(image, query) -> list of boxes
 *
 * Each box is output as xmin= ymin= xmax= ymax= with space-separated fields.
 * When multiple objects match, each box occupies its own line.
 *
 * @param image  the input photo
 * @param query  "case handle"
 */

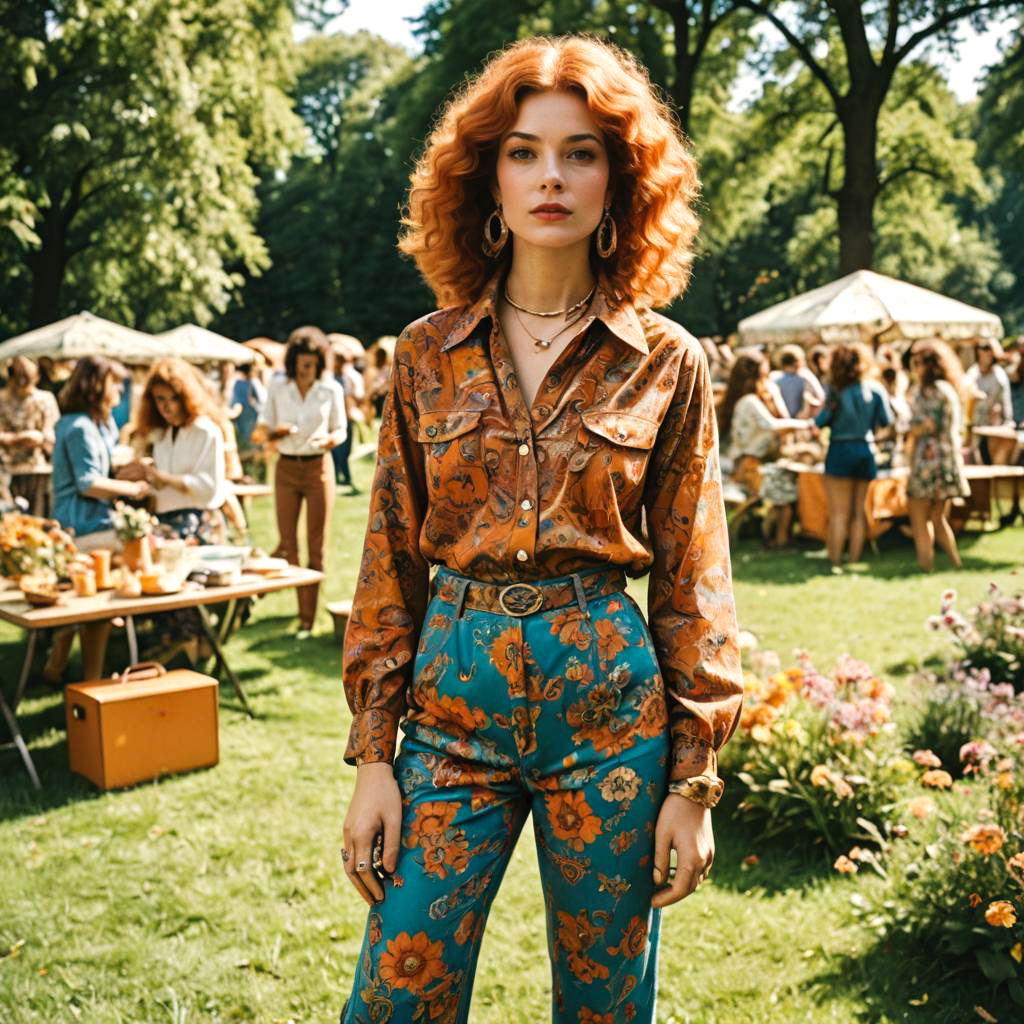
xmin=114 ymin=662 xmax=167 ymax=686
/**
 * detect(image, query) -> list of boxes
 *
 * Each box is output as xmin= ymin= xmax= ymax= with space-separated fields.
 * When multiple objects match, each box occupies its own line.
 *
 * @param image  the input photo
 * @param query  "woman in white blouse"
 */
xmin=121 ymin=358 xmax=227 ymax=542
xmin=254 ymin=327 xmax=346 ymax=637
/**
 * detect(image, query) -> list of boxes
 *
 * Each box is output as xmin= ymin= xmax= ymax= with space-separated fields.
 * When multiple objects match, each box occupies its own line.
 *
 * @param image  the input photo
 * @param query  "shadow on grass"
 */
xmin=731 ymin=530 xmax=1019 ymax=585
xmin=804 ymin=936 xmax=1014 ymax=1024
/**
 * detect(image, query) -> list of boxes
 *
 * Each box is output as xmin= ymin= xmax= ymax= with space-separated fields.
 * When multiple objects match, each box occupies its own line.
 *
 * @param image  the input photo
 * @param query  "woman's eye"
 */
xmin=568 ymin=149 xmax=597 ymax=161
xmin=508 ymin=147 xmax=534 ymax=160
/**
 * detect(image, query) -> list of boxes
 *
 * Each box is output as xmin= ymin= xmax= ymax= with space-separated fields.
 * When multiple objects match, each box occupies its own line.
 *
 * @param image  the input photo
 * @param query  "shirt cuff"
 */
xmin=343 ymin=708 xmax=400 ymax=767
xmin=669 ymin=737 xmax=719 ymax=782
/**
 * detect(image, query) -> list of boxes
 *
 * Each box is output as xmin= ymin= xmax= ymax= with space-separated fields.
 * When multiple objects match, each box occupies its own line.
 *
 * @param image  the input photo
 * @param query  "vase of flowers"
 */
xmin=0 ymin=513 xmax=77 ymax=581
xmin=112 ymin=501 xmax=157 ymax=573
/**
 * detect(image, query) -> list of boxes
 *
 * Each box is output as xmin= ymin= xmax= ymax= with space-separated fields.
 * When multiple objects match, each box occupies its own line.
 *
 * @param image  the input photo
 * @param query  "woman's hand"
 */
xmin=650 ymin=794 xmax=714 ymax=909
xmin=342 ymin=762 xmax=403 ymax=908
xmin=116 ymin=461 xmax=149 ymax=482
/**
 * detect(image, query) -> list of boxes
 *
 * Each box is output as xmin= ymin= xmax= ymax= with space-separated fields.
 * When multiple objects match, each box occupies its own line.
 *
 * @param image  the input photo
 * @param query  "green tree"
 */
xmin=733 ymin=0 xmax=1022 ymax=274
xmin=0 ymin=0 xmax=304 ymax=334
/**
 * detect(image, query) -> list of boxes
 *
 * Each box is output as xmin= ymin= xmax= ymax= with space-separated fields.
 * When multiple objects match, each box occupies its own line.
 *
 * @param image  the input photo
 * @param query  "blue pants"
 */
xmin=341 ymin=567 xmax=671 ymax=1023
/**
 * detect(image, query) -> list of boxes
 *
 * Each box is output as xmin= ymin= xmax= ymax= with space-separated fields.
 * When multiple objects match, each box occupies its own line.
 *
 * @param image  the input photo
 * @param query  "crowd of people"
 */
xmin=711 ymin=333 xmax=1024 ymax=573
xmin=0 ymin=328 xmax=396 ymax=648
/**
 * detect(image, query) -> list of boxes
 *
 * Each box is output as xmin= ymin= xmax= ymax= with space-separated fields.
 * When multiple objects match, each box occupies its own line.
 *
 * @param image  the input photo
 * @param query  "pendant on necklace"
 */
xmin=534 ymin=338 xmax=553 ymax=351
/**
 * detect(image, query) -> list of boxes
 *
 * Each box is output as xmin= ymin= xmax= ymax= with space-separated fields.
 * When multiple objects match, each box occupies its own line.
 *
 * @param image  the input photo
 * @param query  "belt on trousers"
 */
xmin=279 ymin=452 xmax=325 ymax=461
xmin=433 ymin=566 xmax=627 ymax=618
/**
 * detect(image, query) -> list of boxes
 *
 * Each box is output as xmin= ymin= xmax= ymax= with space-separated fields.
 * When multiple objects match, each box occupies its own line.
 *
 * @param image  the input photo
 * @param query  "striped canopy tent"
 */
xmin=158 ymin=323 xmax=256 ymax=365
xmin=0 ymin=311 xmax=169 ymax=366
xmin=737 ymin=270 xmax=1004 ymax=348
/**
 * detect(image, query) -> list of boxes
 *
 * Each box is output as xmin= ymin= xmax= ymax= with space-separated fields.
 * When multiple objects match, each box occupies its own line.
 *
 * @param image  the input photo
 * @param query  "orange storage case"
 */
xmin=64 ymin=662 xmax=219 ymax=789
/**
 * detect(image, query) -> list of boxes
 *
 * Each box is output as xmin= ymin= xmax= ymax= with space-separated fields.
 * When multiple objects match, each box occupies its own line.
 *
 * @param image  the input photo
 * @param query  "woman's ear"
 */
xmin=490 ymin=181 xmax=501 ymax=207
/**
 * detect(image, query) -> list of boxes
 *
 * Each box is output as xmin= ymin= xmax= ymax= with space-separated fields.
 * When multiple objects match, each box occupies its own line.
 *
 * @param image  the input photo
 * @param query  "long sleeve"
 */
xmin=342 ymin=330 xmax=430 ymax=766
xmin=643 ymin=342 xmax=743 ymax=782
xmin=179 ymin=420 xmax=224 ymax=507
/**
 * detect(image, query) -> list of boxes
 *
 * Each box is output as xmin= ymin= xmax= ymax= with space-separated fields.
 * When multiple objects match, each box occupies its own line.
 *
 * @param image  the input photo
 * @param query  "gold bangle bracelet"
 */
xmin=667 ymin=774 xmax=724 ymax=809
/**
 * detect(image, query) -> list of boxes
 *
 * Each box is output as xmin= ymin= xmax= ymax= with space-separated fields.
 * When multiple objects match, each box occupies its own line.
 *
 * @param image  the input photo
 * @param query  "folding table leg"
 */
xmin=125 ymin=616 xmax=139 ymax=665
xmin=2 ymin=630 xmax=41 ymax=789
xmin=196 ymin=604 xmax=254 ymax=717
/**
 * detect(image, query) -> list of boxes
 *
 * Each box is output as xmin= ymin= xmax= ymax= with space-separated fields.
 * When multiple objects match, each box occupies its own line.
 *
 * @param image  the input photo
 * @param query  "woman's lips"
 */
xmin=531 ymin=209 xmax=570 ymax=221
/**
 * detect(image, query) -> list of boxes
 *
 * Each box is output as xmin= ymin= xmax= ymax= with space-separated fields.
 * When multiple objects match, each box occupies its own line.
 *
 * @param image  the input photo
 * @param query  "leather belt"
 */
xmin=279 ymin=452 xmax=326 ymax=461
xmin=434 ymin=567 xmax=627 ymax=618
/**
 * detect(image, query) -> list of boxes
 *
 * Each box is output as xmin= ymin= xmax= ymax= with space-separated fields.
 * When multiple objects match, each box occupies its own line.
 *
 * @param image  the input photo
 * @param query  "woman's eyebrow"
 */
xmin=505 ymin=131 xmax=603 ymax=144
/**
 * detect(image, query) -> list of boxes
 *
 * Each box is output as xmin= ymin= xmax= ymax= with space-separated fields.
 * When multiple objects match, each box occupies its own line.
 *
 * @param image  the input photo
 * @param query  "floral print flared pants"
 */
xmin=340 ymin=567 xmax=671 ymax=1024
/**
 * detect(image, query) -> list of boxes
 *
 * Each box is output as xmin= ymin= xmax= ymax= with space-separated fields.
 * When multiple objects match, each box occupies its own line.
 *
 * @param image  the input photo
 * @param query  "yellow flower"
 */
xmin=810 ymin=765 xmax=833 ymax=787
xmin=833 ymin=778 xmax=854 ymax=799
xmin=908 ymin=796 xmax=936 ymax=819
xmin=961 ymin=824 xmax=1007 ymax=856
xmin=833 ymin=855 xmax=858 ymax=874
xmin=782 ymin=720 xmax=806 ymax=742
xmin=1012 ymin=943 xmax=1023 ymax=964
xmin=750 ymin=724 xmax=773 ymax=744
xmin=920 ymin=769 xmax=953 ymax=789
xmin=998 ymin=771 xmax=1015 ymax=790
xmin=985 ymin=901 xmax=1017 ymax=928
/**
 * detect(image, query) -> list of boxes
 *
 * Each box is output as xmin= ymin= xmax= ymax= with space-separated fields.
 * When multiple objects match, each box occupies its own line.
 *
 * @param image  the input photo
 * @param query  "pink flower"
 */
xmin=959 ymin=740 xmax=998 ymax=767
xmin=912 ymin=749 xmax=942 ymax=768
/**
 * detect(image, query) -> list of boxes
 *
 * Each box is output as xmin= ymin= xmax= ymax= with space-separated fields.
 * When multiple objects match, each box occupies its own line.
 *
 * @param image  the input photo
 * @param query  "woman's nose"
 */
xmin=540 ymin=156 xmax=565 ymax=192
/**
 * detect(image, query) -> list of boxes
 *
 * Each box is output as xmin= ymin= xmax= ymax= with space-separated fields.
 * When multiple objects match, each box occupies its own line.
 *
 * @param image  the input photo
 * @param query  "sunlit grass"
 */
xmin=1 ymin=450 xmax=1021 ymax=1022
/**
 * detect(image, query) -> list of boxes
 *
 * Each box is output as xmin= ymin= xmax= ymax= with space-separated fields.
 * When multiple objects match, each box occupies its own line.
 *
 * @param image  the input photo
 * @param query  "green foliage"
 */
xmin=0 ymin=0 xmax=304 ymax=335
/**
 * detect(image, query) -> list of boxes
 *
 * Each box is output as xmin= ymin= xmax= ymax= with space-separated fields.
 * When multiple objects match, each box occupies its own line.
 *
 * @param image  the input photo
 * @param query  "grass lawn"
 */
xmin=1 ymin=449 xmax=1022 ymax=1023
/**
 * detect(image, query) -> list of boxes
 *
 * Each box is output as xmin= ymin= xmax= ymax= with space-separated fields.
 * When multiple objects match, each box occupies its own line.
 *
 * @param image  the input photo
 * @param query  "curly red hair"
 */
xmin=133 ymin=357 xmax=219 ymax=436
xmin=399 ymin=35 xmax=700 ymax=310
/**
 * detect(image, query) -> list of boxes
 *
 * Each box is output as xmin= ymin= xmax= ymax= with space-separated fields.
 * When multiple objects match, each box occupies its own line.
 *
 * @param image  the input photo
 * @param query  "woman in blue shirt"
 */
xmin=815 ymin=343 xmax=893 ymax=570
xmin=44 ymin=356 xmax=150 ymax=682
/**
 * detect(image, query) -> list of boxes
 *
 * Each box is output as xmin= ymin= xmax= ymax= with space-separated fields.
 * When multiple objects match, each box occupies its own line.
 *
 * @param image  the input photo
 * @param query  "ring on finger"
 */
xmin=357 ymin=860 xmax=368 ymax=871
xmin=340 ymin=848 xmax=350 ymax=863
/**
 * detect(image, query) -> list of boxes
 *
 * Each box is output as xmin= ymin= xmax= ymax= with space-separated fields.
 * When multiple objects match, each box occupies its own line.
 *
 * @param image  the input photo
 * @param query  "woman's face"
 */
xmin=102 ymin=373 xmax=124 ymax=416
xmin=494 ymin=90 xmax=611 ymax=256
xmin=151 ymin=382 xmax=186 ymax=427
xmin=294 ymin=352 xmax=321 ymax=388
xmin=909 ymin=352 xmax=925 ymax=381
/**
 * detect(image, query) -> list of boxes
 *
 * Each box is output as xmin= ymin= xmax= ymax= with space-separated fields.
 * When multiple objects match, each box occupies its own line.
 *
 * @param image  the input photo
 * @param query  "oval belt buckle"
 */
xmin=498 ymin=582 xmax=544 ymax=617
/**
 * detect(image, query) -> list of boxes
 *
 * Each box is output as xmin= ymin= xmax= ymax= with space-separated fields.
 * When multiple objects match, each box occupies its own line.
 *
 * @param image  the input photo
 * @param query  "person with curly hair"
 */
xmin=815 ymin=342 xmax=893 ymax=570
xmin=119 ymin=357 xmax=229 ymax=542
xmin=338 ymin=35 xmax=743 ymax=1024
xmin=905 ymin=339 xmax=971 ymax=572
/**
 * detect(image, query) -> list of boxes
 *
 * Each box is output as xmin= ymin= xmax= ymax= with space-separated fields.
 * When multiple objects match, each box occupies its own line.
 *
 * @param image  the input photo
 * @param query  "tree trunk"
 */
xmin=835 ymin=103 xmax=881 ymax=274
xmin=25 ymin=206 xmax=69 ymax=328
xmin=666 ymin=4 xmax=696 ymax=137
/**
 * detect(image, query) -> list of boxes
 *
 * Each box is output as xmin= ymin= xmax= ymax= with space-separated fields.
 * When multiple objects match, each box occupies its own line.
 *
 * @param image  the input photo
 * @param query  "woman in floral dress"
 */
xmin=906 ymin=339 xmax=970 ymax=572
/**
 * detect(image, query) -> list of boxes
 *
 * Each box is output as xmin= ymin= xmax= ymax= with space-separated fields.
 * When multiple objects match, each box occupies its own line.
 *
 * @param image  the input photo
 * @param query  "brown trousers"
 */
xmin=273 ymin=453 xmax=334 ymax=628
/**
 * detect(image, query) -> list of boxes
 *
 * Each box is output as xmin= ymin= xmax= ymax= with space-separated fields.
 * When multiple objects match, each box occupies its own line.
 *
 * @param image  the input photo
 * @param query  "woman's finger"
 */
xmin=651 ymin=822 xmax=673 ymax=888
xmin=354 ymin=837 xmax=385 ymax=903
xmin=651 ymin=861 xmax=697 ymax=909
xmin=382 ymin=810 xmax=402 ymax=875
xmin=341 ymin=845 xmax=375 ymax=907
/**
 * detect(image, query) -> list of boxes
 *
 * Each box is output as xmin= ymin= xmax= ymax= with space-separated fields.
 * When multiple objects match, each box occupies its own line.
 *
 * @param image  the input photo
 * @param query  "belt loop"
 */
xmin=451 ymin=577 xmax=470 ymax=621
xmin=571 ymin=573 xmax=590 ymax=620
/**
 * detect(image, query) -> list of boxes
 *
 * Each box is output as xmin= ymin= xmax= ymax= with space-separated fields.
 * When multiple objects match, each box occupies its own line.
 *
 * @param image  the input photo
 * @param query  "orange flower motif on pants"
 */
xmin=546 ymin=790 xmax=602 ymax=852
xmin=379 ymin=931 xmax=447 ymax=993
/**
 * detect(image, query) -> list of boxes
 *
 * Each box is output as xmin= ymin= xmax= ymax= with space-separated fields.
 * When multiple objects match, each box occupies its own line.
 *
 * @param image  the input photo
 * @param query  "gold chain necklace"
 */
xmin=507 ymin=290 xmax=595 ymax=352
xmin=503 ymin=283 xmax=597 ymax=318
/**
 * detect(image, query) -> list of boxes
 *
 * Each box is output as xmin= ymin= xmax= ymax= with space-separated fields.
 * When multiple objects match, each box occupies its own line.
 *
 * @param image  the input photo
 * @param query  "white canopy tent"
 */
xmin=0 ymin=311 xmax=170 ymax=366
xmin=737 ymin=270 xmax=1004 ymax=348
xmin=158 ymin=323 xmax=256 ymax=365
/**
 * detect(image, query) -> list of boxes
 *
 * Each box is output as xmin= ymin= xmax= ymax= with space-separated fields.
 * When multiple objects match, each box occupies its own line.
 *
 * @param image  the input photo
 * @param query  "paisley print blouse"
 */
xmin=342 ymin=273 xmax=743 ymax=782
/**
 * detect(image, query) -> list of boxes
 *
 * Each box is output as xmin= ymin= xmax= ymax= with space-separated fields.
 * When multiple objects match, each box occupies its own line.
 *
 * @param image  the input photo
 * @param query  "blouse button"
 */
xmin=616 ymin=430 xmax=627 ymax=441
xmin=518 ymin=443 xmax=530 ymax=456
xmin=521 ymin=499 xmax=532 ymax=511
xmin=426 ymin=426 xmax=437 ymax=437
xmin=515 ymin=549 xmax=528 ymax=562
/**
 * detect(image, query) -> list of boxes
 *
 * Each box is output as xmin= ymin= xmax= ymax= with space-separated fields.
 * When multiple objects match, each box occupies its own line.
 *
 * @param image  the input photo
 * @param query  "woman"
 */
xmin=255 ymin=327 xmax=346 ymax=637
xmin=718 ymin=351 xmax=813 ymax=546
xmin=47 ymin=356 xmax=150 ymax=681
xmin=339 ymin=36 xmax=742 ymax=1024
xmin=814 ymin=343 xmax=893 ymax=569
xmin=905 ymin=339 xmax=971 ymax=572
xmin=121 ymin=358 xmax=227 ymax=543
xmin=0 ymin=356 xmax=59 ymax=515
xmin=966 ymin=338 xmax=1013 ymax=464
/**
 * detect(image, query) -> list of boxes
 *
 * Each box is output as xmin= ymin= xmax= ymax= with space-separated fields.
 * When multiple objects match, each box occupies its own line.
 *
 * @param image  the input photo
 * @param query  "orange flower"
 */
xmin=379 ymin=931 xmax=447 ymax=993
xmin=998 ymin=771 xmax=1015 ymax=789
xmin=908 ymin=796 xmax=936 ymax=819
xmin=488 ymin=625 xmax=521 ymax=680
xmin=920 ymin=769 xmax=953 ymax=789
xmin=606 ymin=915 xmax=648 ymax=958
xmin=834 ymin=855 xmax=858 ymax=874
xmin=1012 ymin=943 xmax=1023 ymax=964
xmin=556 ymin=909 xmax=609 ymax=984
xmin=595 ymin=617 xmax=628 ymax=660
xmin=548 ymin=610 xmax=593 ymax=651
xmin=1007 ymin=852 xmax=1024 ymax=881
xmin=546 ymin=791 xmax=602 ymax=851
xmin=912 ymin=749 xmax=942 ymax=768
xmin=962 ymin=823 xmax=1007 ymax=856
xmin=832 ymin=778 xmax=854 ymax=799
xmin=406 ymin=802 xmax=457 ymax=844
xmin=968 ymin=893 xmax=982 ymax=908
xmin=985 ymin=901 xmax=1017 ymax=928
xmin=580 ymin=1010 xmax=615 ymax=1024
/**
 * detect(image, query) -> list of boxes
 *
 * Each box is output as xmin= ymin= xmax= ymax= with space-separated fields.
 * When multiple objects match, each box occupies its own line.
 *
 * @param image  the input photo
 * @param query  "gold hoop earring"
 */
xmin=596 ymin=208 xmax=617 ymax=258
xmin=482 ymin=205 xmax=508 ymax=258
